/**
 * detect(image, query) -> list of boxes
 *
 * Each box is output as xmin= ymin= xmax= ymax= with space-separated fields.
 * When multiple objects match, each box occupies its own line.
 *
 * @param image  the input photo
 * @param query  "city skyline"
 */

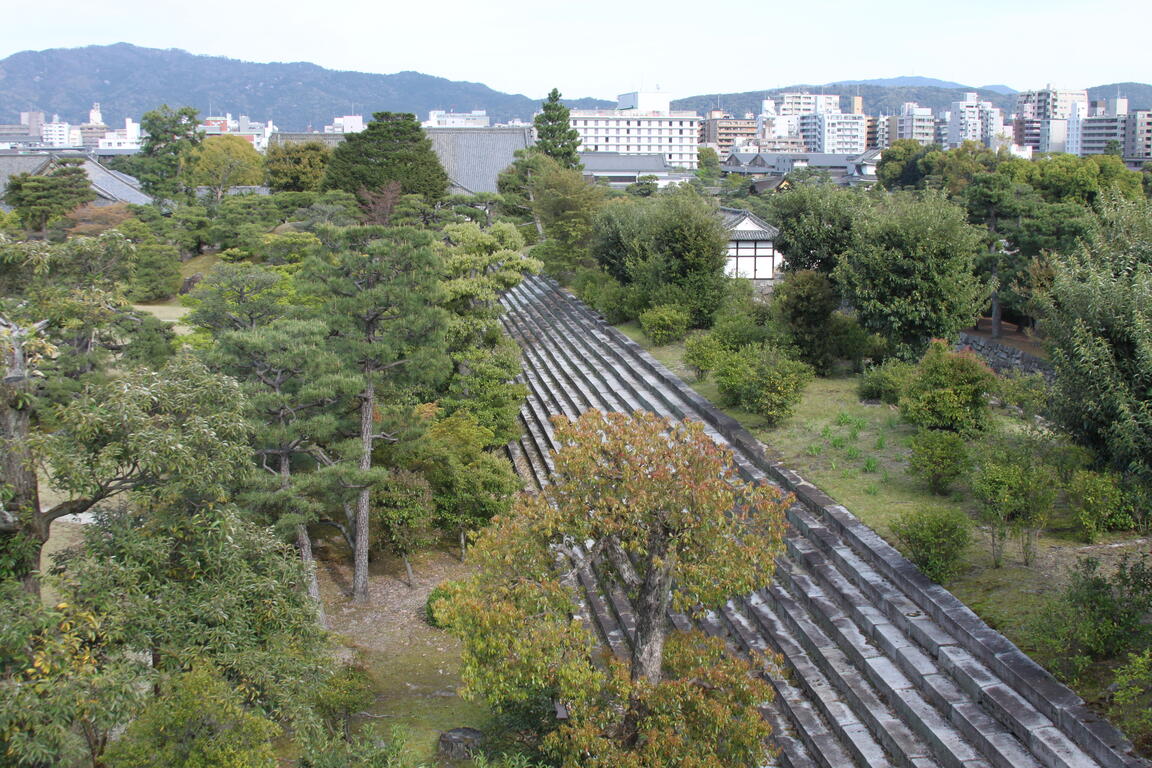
xmin=2 ymin=0 xmax=1148 ymax=102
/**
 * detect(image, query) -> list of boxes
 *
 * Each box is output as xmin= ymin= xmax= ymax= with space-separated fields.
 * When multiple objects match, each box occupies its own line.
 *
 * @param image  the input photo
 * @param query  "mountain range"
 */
xmin=0 ymin=44 xmax=1149 ymax=131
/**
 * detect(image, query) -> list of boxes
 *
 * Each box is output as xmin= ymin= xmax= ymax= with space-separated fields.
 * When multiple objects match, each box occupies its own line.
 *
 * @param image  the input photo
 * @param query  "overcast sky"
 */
xmin=3 ymin=0 xmax=1148 ymax=101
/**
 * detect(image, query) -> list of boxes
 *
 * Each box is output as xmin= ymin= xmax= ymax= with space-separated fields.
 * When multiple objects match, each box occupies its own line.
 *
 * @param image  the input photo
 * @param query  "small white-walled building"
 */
xmin=721 ymin=207 xmax=780 ymax=281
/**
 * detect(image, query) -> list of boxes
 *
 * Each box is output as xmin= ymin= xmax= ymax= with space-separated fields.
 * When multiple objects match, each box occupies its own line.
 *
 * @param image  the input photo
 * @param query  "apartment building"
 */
xmin=568 ymin=92 xmax=701 ymax=169
xmin=699 ymin=110 xmax=758 ymax=159
xmin=799 ymin=111 xmax=867 ymax=154
xmin=1013 ymin=87 xmax=1088 ymax=153
xmin=947 ymin=93 xmax=1004 ymax=148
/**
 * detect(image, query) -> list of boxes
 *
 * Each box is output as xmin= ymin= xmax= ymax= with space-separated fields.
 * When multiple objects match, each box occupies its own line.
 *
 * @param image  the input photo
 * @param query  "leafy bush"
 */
xmin=857 ymin=359 xmax=915 ymax=404
xmin=900 ymin=341 xmax=995 ymax=433
xmin=426 ymin=582 xmax=454 ymax=629
xmin=572 ymin=269 xmax=637 ymax=324
xmin=714 ymin=344 xmax=814 ymax=425
xmin=104 ymin=667 xmax=277 ymax=768
xmin=683 ymin=331 xmax=726 ymax=381
xmin=890 ymin=506 xmax=972 ymax=583
xmin=994 ymin=371 xmax=1050 ymax=419
xmin=1026 ymin=555 xmax=1152 ymax=684
xmin=127 ymin=243 xmax=182 ymax=302
xmin=827 ymin=313 xmax=887 ymax=373
xmin=907 ymin=429 xmax=969 ymax=495
xmin=1067 ymin=469 xmax=1132 ymax=543
xmin=970 ymin=443 xmax=1058 ymax=566
xmin=1111 ymin=650 xmax=1152 ymax=753
xmin=639 ymin=304 xmax=690 ymax=346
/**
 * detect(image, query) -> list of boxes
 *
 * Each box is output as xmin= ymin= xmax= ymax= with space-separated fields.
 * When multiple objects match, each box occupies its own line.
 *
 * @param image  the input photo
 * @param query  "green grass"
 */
xmin=611 ymin=324 xmax=1150 ymax=710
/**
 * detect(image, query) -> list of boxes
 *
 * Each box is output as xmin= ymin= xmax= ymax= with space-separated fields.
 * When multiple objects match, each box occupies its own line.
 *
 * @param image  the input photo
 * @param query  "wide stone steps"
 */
xmin=498 ymin=274 xmax=1145 ymax=768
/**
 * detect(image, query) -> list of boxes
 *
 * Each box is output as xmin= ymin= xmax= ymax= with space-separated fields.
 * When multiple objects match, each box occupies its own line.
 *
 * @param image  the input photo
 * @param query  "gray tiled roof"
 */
xmin=426 ymin=127 xmax=534 ymax=195
xmin=79 ymin=159 xmax=152 ymax=206
xmin=0 ymin=153 xmax=151 ymax=209
xmin=719 ymin=206 xmax=780 ymax=240
xmin=0 ymin=155 xmax=53 ymax=209
xmin=578 ymin=152 xmax=673 ymax=173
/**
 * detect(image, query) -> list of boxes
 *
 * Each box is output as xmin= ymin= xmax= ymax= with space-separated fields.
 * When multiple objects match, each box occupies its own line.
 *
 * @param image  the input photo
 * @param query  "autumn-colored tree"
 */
xmin=440 ymin=410 xmax=787 ymax=765
xmin=182 ymin=134 xmax=265 ymax=203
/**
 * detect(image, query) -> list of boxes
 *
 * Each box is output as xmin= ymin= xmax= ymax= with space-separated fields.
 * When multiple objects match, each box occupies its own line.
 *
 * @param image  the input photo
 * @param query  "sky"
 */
xmin=3 ymin=0 xmax=1149 ymax=101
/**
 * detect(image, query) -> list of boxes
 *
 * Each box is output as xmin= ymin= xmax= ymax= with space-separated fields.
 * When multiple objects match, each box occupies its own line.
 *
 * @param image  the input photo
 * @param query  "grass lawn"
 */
xmin=313 ymin=533 xmax=491 ymax=765
xmin=618 ymin=322 xmax=1150 ymax=709
xmin=132 ymin=252 xmax=220 ymax=332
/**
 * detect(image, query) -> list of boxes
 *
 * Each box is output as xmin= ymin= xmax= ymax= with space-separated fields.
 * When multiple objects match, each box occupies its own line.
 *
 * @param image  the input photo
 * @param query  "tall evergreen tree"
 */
xmin=533 ymin=88 xmax=583 ymax=170
xmin=322 ymin=112 xmax=449 ymax=202
xmin=301 ymin=226 xmax=450 ymax=602
xmin=3 ymin=164 xmax=95 ymax=235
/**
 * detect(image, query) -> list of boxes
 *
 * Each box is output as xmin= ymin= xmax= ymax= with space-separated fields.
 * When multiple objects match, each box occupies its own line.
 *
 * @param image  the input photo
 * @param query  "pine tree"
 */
xmin=300 ymin=226 xmax=450 ymax=602
xmin=533 ymin=88 xmax=583 ymax=170
xmin=322 ymin=112 xmax=449 ymax=202
xmin=3 ymin=164 xmax=95 ymax=235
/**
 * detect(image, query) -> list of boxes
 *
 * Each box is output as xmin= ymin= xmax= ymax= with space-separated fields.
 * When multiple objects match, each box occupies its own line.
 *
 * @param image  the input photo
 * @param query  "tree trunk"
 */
xmin=280 ymin=454 xmax=325 ymax=626
xmin=296 ymin=524 xmax=326 ymax=628
xmin=352 ymin=378 xmax=375 ymax=603
xmin=629 ymin=535 xmax=674 ymax=684
xmin=459 ymin=530 xmax=467 ymax=562
xmin=402 ymin=554 xmax=415 ymax=588
xmin=990 ymin=289 xmax=1003 ymax=340
xmin=1 ymin=370 xmax=46 ymax=594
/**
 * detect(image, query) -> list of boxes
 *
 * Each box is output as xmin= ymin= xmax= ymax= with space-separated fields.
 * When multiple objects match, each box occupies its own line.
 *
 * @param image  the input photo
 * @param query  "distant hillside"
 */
xmin=0 ymin=43 xmax=613 ymax=130
xmin=979 ymin=84 xmax=1018 ymax=95
xmin=1087 ymin=82 xmax=1152 ymax=110
xmin=831 ymin=76 xmax=972 ymax=90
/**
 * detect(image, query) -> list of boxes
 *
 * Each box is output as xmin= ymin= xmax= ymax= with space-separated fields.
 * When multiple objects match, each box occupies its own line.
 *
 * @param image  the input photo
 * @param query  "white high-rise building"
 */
xmin=324 ymin=115 xmax=365 ymax=134
xmin=1013 ymin=87 xmax=1088 ymax=152
xmin=771 ymin=93 xmax=841 ymax=116
xmin=568 ymin=91 xmax=701 ymax=169
xmin=947 ymin=93 xmax=1004 ymax=148
xmin=798 ymin=112 xmax=867 ymax=154
xmin=41 ymin=118 xmax=76 ymax=147
xmin=424 ymin=110 xmax=490 ymax=128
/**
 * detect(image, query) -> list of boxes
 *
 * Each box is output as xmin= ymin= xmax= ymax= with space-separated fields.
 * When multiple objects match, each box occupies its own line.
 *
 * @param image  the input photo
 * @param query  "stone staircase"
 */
xmin=499 ymin=274 xmax=1147 ymax=768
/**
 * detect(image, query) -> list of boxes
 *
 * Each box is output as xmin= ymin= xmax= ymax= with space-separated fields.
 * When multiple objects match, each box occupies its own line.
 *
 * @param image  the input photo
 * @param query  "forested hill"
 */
xmin=2 ymin=44 xmax=1149 ymax=129
xmin=0 ymin=43 xmax=615 ymax=129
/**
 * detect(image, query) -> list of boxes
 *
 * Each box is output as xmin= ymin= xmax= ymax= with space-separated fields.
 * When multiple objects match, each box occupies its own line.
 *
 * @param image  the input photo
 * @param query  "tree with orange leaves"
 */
xmin=439 ymin=409 xmax=789 ymax=766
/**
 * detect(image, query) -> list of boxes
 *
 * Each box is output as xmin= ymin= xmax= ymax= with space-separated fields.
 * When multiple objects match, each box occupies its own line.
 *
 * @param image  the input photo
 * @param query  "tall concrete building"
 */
xmin=699 ymin=110 xmax=758 ymax=159
xmin=772 ymin=93 xmax=841 ymax=116
xmin=568 ymin=92 xmax=701 ymax=169
xmin=799 ymin=112 xmax=867 ymax=154
xmin=1013 ymin=87 xmax=1088 ymax=153
xmin=947 ymin=93 xmax=1004 ymax=148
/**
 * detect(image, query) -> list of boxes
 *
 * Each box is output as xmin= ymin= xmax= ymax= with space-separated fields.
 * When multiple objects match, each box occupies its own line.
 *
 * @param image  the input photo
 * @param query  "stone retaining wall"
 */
xmin=956 ymin=331 xmax=1053 ymax=380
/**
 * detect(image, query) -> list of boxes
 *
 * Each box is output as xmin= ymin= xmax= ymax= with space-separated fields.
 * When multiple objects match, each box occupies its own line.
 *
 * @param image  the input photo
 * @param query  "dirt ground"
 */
xmin=313 ymin=537 xmax=489 ymax=764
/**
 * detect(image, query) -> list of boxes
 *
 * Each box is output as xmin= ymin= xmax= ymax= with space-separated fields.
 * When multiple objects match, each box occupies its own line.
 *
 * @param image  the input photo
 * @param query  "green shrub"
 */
xmin=970 ymin=443 xmax=1057 ymax=567
xmin=890 ymin=507 xmax=972 ymax=583
xmin=683 ymin=331 xmax=726 ymax=381
xmin=1067 ymin=469 xmax=1132 ymax=543
xmin=127 ymin=243 xmax=182 ymax=302
xmin=104 ymin=667 xmax=277 ymax=768
xmin=639 ymin=304 xmax=690 ymax=346
xmin=710 ymin=309 xmax=773 ymax=350
xmin=1026 ymin=555 xmax=1152 ymax=684
xmin=573 ymin=269 xmax=632 ymax=324
xmin=425 ymin=582 xmax=454 ymax=629
xmin=899 ymin=341 xmax=995 ymax=433
xmin=858 ymin=359 xmax=915 ymax=404
xmin=714 ymin=344 xmax=814 ymax=425
xmin=907 ymin=429 xmax=969 ymax=495
xmin=828 ymin=313 xmax=887 ymax=372
xmin=994 ymin=370 xmax=1050 ymax=418
xmin=1111 ymin=649 xmax=1152 ymax=753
